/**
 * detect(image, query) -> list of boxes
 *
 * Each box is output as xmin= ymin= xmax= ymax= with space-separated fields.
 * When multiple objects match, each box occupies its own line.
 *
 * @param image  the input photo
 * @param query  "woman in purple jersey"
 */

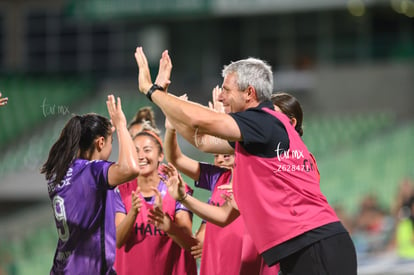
xmin=41 ymin=95 xmax=139 ymax=275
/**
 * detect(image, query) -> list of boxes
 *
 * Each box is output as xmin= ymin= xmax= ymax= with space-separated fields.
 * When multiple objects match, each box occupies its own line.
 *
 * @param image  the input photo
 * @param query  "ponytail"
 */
xmin=41 ymin=115 xmax=82 ymax=185
xmin=41 ymin=113 xmax=111 ymax=186
xmin=128 ymin=106 xmax=157 ymax=130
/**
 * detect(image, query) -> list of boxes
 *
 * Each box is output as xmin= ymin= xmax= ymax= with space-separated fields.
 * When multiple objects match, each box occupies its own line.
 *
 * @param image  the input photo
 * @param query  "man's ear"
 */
xmin=246 ymin=85 xmax=257 ymax=101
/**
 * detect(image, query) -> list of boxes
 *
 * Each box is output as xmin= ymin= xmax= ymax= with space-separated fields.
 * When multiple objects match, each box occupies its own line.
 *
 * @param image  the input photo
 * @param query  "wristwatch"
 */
xmin=146 ymin=84 xmax=164 ymax=102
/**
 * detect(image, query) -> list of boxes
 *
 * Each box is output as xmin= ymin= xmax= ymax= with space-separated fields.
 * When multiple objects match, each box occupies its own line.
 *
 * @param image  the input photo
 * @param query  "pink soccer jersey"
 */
xmin=113 ymin=179 xmax=197 ymax=275
xmin=197 ymin=163 xmax=279 ymax=274
xmin=197 ymin=167 xmax=244 ymax=274
xmin=232 ymin=108 xmax=339 ymax=255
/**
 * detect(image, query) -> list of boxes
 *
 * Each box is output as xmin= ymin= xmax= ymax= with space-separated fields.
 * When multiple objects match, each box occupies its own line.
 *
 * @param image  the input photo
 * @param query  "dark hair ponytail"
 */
xmin=128 ymin=106 xmax=157 ymax=130
xmin=41 ymin=115 xmax=82 ymax=186
xmin=271 ymin=92 xmax=304 ymax=136
xmin=41 ymin=113 xmax=111 ymax=186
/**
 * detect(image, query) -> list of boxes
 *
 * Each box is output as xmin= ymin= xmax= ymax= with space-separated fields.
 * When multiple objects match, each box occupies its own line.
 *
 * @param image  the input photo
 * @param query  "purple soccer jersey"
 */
xmin=195 ymin=163 xmax=228 ymax=202
xmin=48 ymin=159 xmax=116 ymax=275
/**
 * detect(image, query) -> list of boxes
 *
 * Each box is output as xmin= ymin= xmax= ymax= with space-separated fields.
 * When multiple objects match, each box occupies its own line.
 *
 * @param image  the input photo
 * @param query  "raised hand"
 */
xmin=152 ymin=186 xmax=163 ymax=210
xmin=154 ymin=50 xmax=172 ymax=91
xmin=134 ymin=47 xmax=172 ymax=95
xmin=0 ymin=92 xmax=8 ymax=107
xmin=208 ymin=86 xmax=225 ymax=113
xmin=160 ymin=163 xmax=187 ymax=202
xmin=106 ymin=95 xmax=127 ymax=130
xmin=134 ymin=47 xmax=153 ymax=94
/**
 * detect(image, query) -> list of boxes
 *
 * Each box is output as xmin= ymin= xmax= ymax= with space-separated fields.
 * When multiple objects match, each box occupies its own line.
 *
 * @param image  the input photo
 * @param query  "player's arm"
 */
xmin=167 ymin=210 xmax=198 ymax=251
xmin=115 ymin=212 xmax=135 ymax=248
xmin=164 ymin=117 xmax=201 ymax=180
xmin=179 ymin=194 xmax=240 ymax=227
xmin=158 ymin=94 xmax=239 ymax=149
xmin=166 ymin=108 xmax=236 ymax=154
xmin=191 ymin=222 xmax=205 ymax=259
xmin=115 ymin=186 xmax=142 ymax=248
xmin=106 ymin=95 xmax=140 ymax=186
xmin=134 ymin=47 xmax=238 ymax=154
xmin=195 ymin=222 xmax=206 ymax=242
xmin=162 ymin=163 xmax=240 ymax=227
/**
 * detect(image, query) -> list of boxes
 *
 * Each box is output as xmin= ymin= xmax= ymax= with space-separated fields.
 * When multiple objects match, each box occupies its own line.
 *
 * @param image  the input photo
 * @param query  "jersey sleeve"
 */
xmin=112 ymin=187 xmax=127 ymax=214
xmin=195 ymin=162 xmax=228 ymax=191
xmin=229 ymin=107 xmax=289 ymax=157
xmin=88 ymin=160 xmax=114 ymax=190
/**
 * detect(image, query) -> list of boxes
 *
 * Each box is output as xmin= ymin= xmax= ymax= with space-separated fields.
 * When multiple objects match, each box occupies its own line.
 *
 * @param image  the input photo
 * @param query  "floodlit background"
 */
xmin=0 ymin=0 xmax=413 ymax=274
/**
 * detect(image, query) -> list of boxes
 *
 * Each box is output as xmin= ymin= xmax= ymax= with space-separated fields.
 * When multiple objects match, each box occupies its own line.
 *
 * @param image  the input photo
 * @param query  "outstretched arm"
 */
xmin=175 ymin=191 xmax=239 ymax=227
xmin=164 ymin=113 xmax=201 ymax=180
xmin=161 ymin=163 xmax=240 ymax=227
xmin=170 ymin=114 xmax=234 ymax=154
xmin=134 ymin=47 xmax=237 ymax=154
xmin=107 ymin=95 xmax=140 ymax=186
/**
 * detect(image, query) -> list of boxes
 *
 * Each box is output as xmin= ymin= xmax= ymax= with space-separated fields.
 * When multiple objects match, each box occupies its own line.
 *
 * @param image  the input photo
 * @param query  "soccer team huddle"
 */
xmin=41 ymin=47 xmax=358 ymax=275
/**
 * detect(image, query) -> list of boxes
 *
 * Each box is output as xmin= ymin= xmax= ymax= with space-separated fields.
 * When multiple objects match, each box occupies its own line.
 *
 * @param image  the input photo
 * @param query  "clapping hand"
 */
xmin=131 ymin=185 xmax=142 ymax=215
xmin=148 ymin=186 xmax=172 ymax=232
xmin=160 ymin=163 xmax=187 ymax=202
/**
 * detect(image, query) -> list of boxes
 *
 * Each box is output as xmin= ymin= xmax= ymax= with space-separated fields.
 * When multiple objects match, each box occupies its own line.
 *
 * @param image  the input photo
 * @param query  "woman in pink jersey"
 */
xmin=134 ymin=48 xmax=357 ymax=275
xmin=111 ymin=126 xmax=197 ymax=275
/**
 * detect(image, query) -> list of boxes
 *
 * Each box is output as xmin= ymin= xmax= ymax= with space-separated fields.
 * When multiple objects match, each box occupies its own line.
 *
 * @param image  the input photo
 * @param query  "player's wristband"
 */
xmin=146 ymin=84 xmax=164 ymax=102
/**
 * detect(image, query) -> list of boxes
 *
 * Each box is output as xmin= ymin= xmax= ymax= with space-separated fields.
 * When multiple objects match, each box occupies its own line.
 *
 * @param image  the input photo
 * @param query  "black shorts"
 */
xmin=279 ymin=233 xmax=357 ymax=275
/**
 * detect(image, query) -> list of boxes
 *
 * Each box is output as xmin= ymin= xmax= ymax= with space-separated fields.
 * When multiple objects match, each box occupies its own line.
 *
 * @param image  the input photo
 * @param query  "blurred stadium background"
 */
xmin=0 ymin=0 xmax=413 ymax=274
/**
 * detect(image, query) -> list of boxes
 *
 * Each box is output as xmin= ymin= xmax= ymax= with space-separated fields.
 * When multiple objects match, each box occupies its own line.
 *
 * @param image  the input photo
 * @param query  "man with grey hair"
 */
xmin=134 ymin=47 xmax=357 ymax=274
